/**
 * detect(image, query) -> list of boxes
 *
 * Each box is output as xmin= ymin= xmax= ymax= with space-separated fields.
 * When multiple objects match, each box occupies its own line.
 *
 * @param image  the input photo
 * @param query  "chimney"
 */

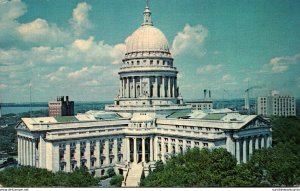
xmin=66 ymin=96 xmax=69 ymax=102
xmin=209 ymin=90 xmax=211 ymax=98
xmin=204 ymin=89 xmax=207 ymax=99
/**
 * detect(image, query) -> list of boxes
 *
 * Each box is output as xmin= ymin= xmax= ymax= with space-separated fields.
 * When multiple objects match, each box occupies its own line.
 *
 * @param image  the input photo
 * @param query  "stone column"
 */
xmin=122 ymin=78 xmax=125 ymax=97
xmin=153 ymin=137 xmax=158 ymax=161
xmin=243 ymin=139 xmax=247 ymax=163
xmin=255 ymin=137 xmax=259 ymax=150
xmin=105 ymin=139 xmax=110 ymax=166
xmin=140 ymin=77 xmax=143 ymax=96
xmin=266 ymin=135 xmax=270 ymax=148
xmin=25 ymin=138 xmax=29 ymax=165
xmin=75 ymin=142 xmax=81 ymax=168
xmin=127 ymin=77 xmax=130 ymax=98
xmin=23 ymin=138 xmax=25 ymax=165
xmin=167 ymin=77 xmax=171 ymax=97
xmin=127 ymin=138 xmax=130 ymax=162
xmin=161 ymin=137 xmax=165 ymax=162
xmin=175 ymin=139 xmax=179 ymax=153
xmin=261 ymin=136 xmax=265 ymax=148
xmin=236 ymin=139 xmax=240 ymax=164
xmin=168 ymin=138 xmax=171 ymax=155
xmin=172 ymin=77 xmax=175 ymax=97
xmin=142 ymin=137 xmax=145 ymax=163
xmin=156 ymin=77 xmax=160 ymax=97
xmin=149 ymin=137 xmax=153 ymax=161
xmin=86 ymin=141 xmax=91 ymax=169
xmin=30 ymin=139 xmax=34 ymax=166
xmin=174 ymin=77 xmax=177 ymax=97
xmin=65 ymin=143 xmax=70 ymax=172
xmin=52 ymin=144 xmax=59 ymax=172
xmin=161 ymin=77 xmax=165 ymax=97
xmin=133 ymin=77 xmax=136 ymax=98
xmin=249 ymin=138 xmax=253 ymax=157
xmin=133 ymin=138 xmax=137 ymax=163
xmin=33 ymin=139 xmax=36 ymax=167
xmin=183 ymin=140 xmax=187 ymax=153
xmin=226 ymin=136 xmax=234 ymax=156
xmin=119 ymin=79 xmax=122 ymax=97
xmin=114 ymin=138 xmax=118 ymax=163
xmin=17 ymin=136 xmax=21 ymax=165
xmin=95 ymin=140 xmax=100 ymax=167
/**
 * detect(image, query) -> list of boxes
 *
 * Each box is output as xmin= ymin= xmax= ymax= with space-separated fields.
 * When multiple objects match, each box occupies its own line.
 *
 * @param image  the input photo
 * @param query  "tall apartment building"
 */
xmin=48 ymin=96 xmax=74 ymax=117
xmin=257 ymin=90 xmax=296 ymax=117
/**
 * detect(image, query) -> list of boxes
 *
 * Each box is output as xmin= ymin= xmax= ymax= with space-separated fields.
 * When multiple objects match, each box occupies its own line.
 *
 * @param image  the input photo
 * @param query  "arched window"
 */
xmin=137 ymin=85 xmax=140 ymax=97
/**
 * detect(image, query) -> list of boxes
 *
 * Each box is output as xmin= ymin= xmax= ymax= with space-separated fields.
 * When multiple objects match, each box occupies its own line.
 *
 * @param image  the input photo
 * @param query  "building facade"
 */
xmin=186 ymin=89 xmax=213 ymax=110
xmin=257 ymin=90 xmax=296 ymax=117
xmin=16 ymin=3 xmax=272 ymax=187
xmin=48 ymin=96 xmax=74 ymax=117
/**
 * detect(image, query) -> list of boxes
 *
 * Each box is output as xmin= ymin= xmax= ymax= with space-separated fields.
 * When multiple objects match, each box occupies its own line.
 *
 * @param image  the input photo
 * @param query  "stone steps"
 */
xmin=124 ymin=163 xmax=143 ymax=187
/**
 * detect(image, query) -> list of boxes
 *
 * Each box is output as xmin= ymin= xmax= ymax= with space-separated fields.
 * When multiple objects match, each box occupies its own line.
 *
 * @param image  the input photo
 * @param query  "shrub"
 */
xmin=110 ymin=175 xmax=124 ymax=187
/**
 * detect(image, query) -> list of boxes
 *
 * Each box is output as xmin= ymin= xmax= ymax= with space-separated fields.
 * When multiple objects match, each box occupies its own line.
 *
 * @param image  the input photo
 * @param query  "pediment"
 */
xmin=15 ymin=121 xmax=29 ymax=130
xmin=243 ymin=116 xmax=270 ymax=130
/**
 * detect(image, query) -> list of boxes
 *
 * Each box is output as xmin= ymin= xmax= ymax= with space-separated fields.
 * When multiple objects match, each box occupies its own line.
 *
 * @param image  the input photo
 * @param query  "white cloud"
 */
xmin=0 ymin=0 xmax=27 ymax=48
xmin=197 ymin=64 xmax=222 ymax=74
xmin=0 ymin=83 xmax=7 ymax=89
xmin=17 ymin=18 xmax=71 ymax=46
xmin=110 ymin=43 xmax=126 ymax=64
xmin=269 ymin=53 xmax=300 ymax=73
xmin=70 ymin=2 xmax=93 ymax=36
xmin=171 ymin=24 xmax=208 ymax=57
xmin=222 ymin=74 xmax=233 ymax=82
xmin=68 ymin=67 xmax=89 ymax=79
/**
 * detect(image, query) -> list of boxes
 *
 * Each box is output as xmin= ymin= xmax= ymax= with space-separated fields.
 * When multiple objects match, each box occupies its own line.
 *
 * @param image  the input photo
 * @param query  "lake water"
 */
xmin=0 ymin=102 xmax=112 ymax=115
xmin=1 ymin=107 xmax=48 ymax=115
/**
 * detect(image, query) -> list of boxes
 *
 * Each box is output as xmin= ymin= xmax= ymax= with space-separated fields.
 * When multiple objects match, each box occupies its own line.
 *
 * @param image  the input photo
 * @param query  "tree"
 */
xmin=0 ymin=166 xmax=100 ymax=187
xmin=246 ymin=143 xmax=300 ymax=186
xmin=106 ymin=167 xmax=116 ymax=177
xmin=110 ymin=175 xmax=124 ymax=187
xmin=141 ymin=148 xmax=251 ymax=187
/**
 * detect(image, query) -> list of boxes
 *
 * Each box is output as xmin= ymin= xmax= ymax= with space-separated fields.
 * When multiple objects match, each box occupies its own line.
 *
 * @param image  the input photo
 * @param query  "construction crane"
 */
xmin=244 ymin=86 xmax=261 ymax=114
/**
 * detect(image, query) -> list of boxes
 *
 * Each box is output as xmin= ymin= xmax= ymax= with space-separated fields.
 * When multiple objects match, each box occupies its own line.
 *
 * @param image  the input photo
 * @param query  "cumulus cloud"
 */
xmin=0 ymin=0 xmax=27 ymax=48
xmin=70 ymin=2 xmax=93 ymax=36
xmin=171 ymin=24 xmax=208 ymax=57
xmin=269 ymin=53 xmax=300 ymax=73
xmin=17 ymin=18 xmax=71 ymax=46
xmin=197 ymin=64 xmax=222 ymax=74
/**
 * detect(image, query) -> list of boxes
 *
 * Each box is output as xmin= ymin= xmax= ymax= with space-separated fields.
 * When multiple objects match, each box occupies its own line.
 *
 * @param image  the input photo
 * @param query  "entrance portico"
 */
xmin=127 ymin=137 xmax=153 ymax=164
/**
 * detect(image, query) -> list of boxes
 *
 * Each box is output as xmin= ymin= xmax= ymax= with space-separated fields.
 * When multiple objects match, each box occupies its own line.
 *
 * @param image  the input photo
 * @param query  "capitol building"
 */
xmin=16 ymin=2 xmax=272 ymax=187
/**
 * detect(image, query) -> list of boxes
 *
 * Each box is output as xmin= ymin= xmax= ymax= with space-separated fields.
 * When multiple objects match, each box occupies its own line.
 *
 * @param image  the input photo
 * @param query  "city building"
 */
xmin=186 ymin=89 xmax=213 ymax=110
xmin=16 ymin=2 xmax=272 ymax=187
xmin=257 ymin=90 xmax=296 ymax=117
xmin=48 ymin=96 xmax=74 ymax=117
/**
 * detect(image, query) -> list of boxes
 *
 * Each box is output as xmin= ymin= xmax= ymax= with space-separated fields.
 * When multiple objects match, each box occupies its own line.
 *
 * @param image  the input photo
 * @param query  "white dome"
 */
xmin=126 ymin=25 xmax=170 ymax=54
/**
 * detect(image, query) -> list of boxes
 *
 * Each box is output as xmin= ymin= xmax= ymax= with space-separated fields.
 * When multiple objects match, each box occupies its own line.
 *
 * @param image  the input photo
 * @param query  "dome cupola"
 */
xmin=125 ymin=1 xmax=170 ymax=55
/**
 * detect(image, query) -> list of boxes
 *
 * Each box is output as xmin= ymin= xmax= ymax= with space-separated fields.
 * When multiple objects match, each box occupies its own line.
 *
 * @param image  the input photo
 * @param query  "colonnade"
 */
xmin=17 ymin=135 xmax=37 ymax=166
xmin=126 ymin=137 xmax=154 ymax=164
xmin=119 ymin=76 xmax=177 ymax=98
xmin=59 ymin=138 xmax=124 ymax=172
xmin=234 ymin=134 xmax=271 ymax=164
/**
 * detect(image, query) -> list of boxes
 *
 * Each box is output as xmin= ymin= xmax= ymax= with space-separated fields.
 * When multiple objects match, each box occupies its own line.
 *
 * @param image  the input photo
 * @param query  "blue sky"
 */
xmin=0 ymin=0 xmax=299 ymax=102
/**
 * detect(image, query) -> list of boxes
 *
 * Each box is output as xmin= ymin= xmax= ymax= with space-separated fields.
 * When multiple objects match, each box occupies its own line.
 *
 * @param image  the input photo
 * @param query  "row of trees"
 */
xmin=0 ymin=166 xmax=100 ymax=187
xmin=141 ymin=117 xmax=300 ymax=187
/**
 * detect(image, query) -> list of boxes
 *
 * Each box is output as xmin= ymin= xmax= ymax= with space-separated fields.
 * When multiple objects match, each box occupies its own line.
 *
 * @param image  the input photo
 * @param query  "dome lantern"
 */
xmin=142 ymin=0 xmax=153 ymax=26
